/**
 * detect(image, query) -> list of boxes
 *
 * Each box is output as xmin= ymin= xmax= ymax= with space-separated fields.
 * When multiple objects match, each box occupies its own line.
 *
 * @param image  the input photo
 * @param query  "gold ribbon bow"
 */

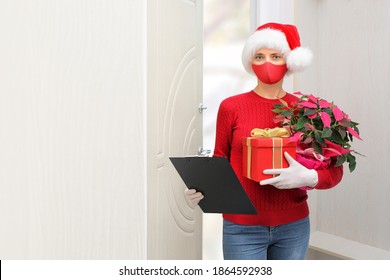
xmin=250 ymin=127 xmax=290 ymax=138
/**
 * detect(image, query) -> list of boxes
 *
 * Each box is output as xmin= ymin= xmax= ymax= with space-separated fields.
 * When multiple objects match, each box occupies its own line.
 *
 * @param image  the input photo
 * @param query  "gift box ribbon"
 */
xmin=246 ymin=128 xmax=291 ymax=179
xmin=250 ymin=127 xmax=290 ymax=138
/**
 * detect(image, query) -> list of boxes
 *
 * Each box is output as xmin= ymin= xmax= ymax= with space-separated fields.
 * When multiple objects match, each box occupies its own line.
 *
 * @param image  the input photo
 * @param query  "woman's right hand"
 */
xmin=184 ymin=189 xmax=204 ymax=207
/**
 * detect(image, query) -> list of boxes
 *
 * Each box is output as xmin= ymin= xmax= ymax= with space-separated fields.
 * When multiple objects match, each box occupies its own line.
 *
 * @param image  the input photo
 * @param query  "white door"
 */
xmin=147 ymin=0 xmax=203 ymax=259
xmin=0 ymin=0 xmax=147 ymax=259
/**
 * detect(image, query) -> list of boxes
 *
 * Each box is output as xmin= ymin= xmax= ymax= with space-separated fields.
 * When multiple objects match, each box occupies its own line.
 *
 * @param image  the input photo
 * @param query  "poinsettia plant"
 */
xmin=272 ymin=92 xmax=362 ymax=172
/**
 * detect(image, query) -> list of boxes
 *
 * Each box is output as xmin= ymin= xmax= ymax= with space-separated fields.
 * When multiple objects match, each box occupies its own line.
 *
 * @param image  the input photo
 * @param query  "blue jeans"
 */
xmin=223 ymin=217 xmax=310 ymax=260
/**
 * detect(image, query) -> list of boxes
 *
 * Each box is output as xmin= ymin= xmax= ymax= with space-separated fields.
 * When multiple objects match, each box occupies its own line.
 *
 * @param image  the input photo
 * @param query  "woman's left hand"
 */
xmin=259 ymin=152 xmax=318 ymax=189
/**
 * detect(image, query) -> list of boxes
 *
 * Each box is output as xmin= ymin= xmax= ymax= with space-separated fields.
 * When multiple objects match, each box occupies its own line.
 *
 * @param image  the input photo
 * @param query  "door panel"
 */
xmin=147 ymin=0 xmax=203 ymax=259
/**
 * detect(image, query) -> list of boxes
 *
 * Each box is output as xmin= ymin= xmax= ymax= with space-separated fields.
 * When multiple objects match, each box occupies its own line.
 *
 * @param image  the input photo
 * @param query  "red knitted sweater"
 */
xmin=213 ymin=91 xmax=343 ymax=226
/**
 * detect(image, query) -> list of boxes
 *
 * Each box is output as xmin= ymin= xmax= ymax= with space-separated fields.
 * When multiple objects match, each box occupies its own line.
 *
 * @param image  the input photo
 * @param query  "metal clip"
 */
xmin=198 ymin=147 xmax=212 ymax=157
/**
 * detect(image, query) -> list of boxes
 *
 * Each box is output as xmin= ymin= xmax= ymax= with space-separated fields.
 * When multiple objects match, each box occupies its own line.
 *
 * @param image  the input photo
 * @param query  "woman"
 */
xmin=185 ymin=23 xmax=343 ymax=260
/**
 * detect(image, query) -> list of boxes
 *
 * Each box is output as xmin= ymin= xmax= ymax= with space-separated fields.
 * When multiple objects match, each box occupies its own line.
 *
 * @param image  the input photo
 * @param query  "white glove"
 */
xmin=259 ymin=152 xmax=318 ymax=189
xmin=184 ymin=188 xmax=204 ymax=207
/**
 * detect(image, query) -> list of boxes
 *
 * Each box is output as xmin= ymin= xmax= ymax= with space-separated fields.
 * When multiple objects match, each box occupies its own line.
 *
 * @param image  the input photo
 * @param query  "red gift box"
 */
xmin=242 ymin=136 xmax=297 ymax=182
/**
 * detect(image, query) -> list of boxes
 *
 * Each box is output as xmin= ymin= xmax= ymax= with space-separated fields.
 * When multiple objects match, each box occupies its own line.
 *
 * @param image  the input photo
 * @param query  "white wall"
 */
xmin=0 ymin=0 xmax=147 ymax=259
xmin=296 ymin=0 xmax=390 ymax=258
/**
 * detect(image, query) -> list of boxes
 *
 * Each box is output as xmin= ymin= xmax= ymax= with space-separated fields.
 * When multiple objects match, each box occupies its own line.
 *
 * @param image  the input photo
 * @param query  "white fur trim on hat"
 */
xmin=241 ymin=28 xmax=312 ymax=75
xmin=241 ymin=28 xmax=290 ymax=74
xmin=286 ymin=47 xmax=313 ymax=74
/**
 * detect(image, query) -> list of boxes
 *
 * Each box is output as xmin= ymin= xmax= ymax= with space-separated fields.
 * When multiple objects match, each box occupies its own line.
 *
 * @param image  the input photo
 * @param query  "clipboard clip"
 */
xmin=184 ymin=147 xmax=211 ymax=157
xmin=194 ymin=147 xmax=211 ymax=157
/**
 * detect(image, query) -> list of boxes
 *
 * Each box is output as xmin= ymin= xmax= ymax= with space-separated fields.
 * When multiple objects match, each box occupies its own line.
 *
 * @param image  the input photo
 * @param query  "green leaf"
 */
xmin=273 ymin=104 xmax=285 ymax=109
xmin=303 ymin=109 xmax=317 ymax=116
xmin=324 ymin=108 xmax=333 ymax=115
xmin=332 ymin=130 xmax=343 ymax=144
xmin=272 ymin=108 xmax=282 ymax=114
xmin=334 ymin=155 xmax=346 ymax=167
xmin=312 ymin=118 xmax=323 ymax=130
xmin=280 ymin=110 xmax=293 ymax=117
xmin=313 ymin=141 xmax=323 ymax=155
xmin=347 ymin=153 xmax=356 ymax=161
xmin=349 ymin=160 xmax=356 ymax=172
xmin=338 ymin=127 xmax=347 ymax=139
xmin=353 ymin=150 xmax=366 ymax=157
xmin=350 ymin=121 xmax=359 ymax=126
xmin=348 ymin=132 xmax=354 ymax=142
xmin=347 ymin=153 xmax=356 ymax=170
xmin=314 ymin=131 xmax=326 ymax=146
xmin=295 ymin=116 xmax=308 ymax=130
xmin=322 ymin=127 xmax=332 ymax=138
xmin=354 ymin=126 xmax=360 ymax=135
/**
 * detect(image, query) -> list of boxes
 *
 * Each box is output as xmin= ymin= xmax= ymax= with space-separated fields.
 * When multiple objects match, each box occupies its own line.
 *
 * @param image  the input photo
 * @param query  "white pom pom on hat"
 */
xmin=241 ymin=22 xmax=313 ymax=75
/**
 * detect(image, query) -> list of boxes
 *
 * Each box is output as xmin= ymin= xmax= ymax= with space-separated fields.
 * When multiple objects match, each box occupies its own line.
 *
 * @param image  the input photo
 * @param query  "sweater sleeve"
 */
xmin=314 ymin=164 xmax=344 ymax=190
xmin=213 ymin=99 xmax=236 ymax=159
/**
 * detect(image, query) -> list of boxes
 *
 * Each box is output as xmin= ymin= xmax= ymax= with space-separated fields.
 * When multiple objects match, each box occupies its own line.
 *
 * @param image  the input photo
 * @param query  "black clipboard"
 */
xmin=169 ymin=156 xmax=257 ymax=214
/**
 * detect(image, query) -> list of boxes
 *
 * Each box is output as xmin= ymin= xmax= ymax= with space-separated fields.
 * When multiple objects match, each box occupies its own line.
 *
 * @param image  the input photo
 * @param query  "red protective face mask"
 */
xmin=252 ymin=63 xmax=288 ymax=84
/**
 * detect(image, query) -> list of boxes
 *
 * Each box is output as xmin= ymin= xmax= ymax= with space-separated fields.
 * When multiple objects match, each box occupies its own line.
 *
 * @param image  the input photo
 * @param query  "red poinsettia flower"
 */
xmin=332 ymin=106 xmax=344 ymax=121
xmin=273 ymin=93 xmax=362 ymax=172
xmin=320 ymin=112 xmax=331 ymax=128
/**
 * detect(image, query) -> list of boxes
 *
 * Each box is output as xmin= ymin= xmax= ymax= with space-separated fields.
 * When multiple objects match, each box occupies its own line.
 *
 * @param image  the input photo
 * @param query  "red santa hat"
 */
xmin=241 ymin=22 xmax=313 ymax=75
